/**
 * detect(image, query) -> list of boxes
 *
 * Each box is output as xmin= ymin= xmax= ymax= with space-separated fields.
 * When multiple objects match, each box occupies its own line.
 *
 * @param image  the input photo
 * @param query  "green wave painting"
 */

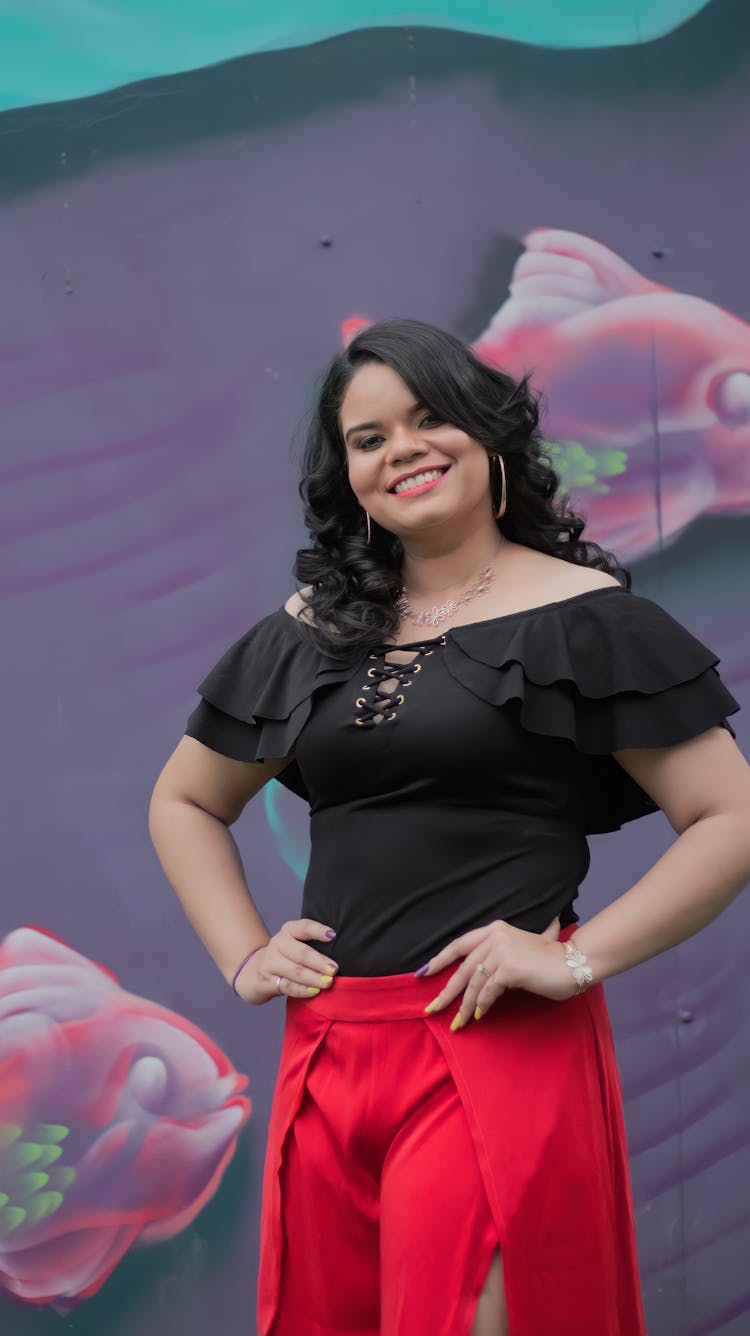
xmin=0 ymin=1 xmax=713 ymax=113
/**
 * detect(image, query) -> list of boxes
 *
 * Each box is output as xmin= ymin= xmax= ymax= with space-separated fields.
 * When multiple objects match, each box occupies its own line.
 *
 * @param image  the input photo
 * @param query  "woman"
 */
xmin=149 ymin=318 xmax=749 ymax=1336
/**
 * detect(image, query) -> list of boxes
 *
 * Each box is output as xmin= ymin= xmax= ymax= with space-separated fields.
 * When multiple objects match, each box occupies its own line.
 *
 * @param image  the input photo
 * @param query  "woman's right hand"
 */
xmin=233 ymin=919 xmax=338 ymax=1005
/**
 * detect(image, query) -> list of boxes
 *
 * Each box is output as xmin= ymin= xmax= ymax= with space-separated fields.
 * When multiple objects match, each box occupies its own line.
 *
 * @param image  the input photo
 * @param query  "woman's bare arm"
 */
xmin=572 ymin=725 xmax=750 ymax=979
xmin=148 ymin=736 xmax=289 ymax=983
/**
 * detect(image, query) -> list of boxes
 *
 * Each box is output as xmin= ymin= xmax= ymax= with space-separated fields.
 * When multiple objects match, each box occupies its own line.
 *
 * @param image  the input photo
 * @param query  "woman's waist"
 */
xmin=300 ymin=882 xmax=581 ymax=978
xmin=287 ymin=923 xmax=581 ymax=1022
xmin=304 ymin=820 xmax=588 ymax=894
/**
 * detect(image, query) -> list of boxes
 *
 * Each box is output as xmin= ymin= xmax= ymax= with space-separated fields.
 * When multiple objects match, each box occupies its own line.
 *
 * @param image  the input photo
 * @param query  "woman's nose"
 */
xmin=387 ymin=433 xmax=427 ymax=462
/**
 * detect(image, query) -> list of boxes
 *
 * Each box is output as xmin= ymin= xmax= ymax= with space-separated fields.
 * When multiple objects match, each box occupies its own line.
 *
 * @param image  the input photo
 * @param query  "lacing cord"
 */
xmin=354 ymin=639 xmax=442 ymax=726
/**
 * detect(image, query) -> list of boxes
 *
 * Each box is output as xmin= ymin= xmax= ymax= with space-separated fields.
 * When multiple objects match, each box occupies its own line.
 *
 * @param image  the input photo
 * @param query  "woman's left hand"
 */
xmin=418 ymin=915 xmax=576 ymax=1030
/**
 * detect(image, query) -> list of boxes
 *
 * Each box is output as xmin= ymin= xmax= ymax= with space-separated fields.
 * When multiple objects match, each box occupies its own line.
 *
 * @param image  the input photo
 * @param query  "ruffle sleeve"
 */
xmin=443 ymin=586 xmax=741 ymax=834
xmin=184 ymin=607 xmax=359 ymax=802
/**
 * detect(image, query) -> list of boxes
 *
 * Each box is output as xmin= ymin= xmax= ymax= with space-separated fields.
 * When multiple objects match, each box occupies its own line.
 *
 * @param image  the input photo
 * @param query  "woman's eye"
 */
xmin=354 ymin=416 xmax=441 ymax=450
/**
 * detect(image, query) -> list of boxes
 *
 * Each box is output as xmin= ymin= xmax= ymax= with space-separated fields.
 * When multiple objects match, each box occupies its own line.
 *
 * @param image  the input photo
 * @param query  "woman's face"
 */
xmin=339 ymin=361 xmax=493 ymax=539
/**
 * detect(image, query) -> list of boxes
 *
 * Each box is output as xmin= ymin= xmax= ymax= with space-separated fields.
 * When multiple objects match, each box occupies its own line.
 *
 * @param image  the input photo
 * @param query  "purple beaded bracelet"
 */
xmin=231 ymin=944 xmax=266 ymax=996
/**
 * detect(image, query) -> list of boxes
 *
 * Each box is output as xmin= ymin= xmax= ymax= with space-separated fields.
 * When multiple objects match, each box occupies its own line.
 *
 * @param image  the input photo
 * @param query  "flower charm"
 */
xmin=562 ymin=940 xmax=594 ymax=993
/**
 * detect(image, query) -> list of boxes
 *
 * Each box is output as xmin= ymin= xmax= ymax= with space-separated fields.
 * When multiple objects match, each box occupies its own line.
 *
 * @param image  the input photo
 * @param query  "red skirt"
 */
xmin=257 ymin=925 xmax=647 ymax=1336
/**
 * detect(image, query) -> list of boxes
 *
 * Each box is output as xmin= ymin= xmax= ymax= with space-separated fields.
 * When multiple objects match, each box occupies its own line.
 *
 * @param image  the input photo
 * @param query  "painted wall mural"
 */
xmin=347 ymin=225 xmax=750 ymax=554
xmin=1 ymin=0 xmax=748 ymax=1332
xmin=0 ymin=1 xmax=714 ymax=113
xmin=0 ymin=929 xmax=249 ymax=1308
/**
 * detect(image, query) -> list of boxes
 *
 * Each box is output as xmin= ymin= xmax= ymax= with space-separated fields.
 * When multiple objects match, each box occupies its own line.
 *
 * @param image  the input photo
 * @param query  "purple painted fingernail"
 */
xmin=413 ymin=963 xmax=429 ymax=978
xmin=325 ymin=929 xmax=337 ymax=940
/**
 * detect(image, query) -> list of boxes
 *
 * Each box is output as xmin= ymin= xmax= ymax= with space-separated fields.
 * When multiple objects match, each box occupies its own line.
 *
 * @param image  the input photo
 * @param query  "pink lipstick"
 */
xmin=390 ymin=466 xmax=451 ymax=498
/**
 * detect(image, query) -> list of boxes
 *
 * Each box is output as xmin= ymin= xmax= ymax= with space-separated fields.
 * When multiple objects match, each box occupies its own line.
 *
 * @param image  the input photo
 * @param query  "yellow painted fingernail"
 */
xmin=324 ymin=964 xmax=337 ymax=975
xmin=306 ymin=987 xmax=321 ymax=997
xmin=450 ymin=1012 xmax=464 ymax=1032
xmin=319 ymin=975 xmax=334 ymax=987
xmin=424 ymin=1000 xmax=440 ymax=1014
xmin=474 ymin=1007 xmax=483 ymax=1021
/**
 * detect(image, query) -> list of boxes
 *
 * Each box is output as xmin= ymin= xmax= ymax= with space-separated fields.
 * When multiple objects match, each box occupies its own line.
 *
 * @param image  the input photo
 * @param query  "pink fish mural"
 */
xmin=0 ymin=927 xmax=250 ymax=1307
xmin=345 ymin=227 xmax=750 ymax=557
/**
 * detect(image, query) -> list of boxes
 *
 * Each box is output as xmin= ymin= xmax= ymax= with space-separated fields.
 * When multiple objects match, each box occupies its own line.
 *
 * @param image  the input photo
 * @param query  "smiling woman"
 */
xmin=349 ymin=400 xmax=452 ymax=495
xmin=295 ymin=317 xmax=628 ymax=660
xmin=151 ymin=316 xmax=748 ymax=1336
xmin=343 ymin=366 xmax=476 ymax=514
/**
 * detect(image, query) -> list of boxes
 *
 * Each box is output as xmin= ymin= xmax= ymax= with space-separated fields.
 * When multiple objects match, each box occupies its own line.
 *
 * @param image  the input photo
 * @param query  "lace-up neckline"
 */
xmin=354 ymin=637 xmax=444 ymax=727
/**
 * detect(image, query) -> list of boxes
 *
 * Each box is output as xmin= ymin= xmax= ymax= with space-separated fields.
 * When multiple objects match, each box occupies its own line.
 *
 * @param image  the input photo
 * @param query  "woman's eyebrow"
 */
xmin=344 ymin=401 xmax=426 ymax=443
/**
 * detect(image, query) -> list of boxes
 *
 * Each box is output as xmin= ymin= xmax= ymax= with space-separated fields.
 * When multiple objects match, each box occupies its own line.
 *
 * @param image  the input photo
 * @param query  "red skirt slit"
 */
xmin=257 ymin=924 xmax=647 ymax=1336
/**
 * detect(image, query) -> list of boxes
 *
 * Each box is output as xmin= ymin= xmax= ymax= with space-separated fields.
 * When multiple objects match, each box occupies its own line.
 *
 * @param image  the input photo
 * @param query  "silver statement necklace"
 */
xmin=396 ymin=557 xmax=498 ymax=628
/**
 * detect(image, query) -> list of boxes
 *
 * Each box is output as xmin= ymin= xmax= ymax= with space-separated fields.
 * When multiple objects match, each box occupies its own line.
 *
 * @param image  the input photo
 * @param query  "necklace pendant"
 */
xmin=398 ymin=558 xmax=497 ymax=628
xmin=419 ymin=599 xmax=457 ymax=627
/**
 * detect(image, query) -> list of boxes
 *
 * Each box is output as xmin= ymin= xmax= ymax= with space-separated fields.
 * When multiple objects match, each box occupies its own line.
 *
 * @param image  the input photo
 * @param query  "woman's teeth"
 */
xmin=392 ymin=468 xmax=447 ymax=495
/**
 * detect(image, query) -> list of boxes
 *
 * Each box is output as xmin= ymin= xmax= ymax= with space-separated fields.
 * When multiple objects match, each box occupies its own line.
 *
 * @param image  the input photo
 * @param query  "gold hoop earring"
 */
xmin=489 ymin=452 xmax=507 ymax=519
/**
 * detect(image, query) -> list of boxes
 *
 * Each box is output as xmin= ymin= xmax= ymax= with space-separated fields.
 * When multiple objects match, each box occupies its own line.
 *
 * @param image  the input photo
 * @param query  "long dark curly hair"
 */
xmin=293 ymin=318 xmax=630 ymax=659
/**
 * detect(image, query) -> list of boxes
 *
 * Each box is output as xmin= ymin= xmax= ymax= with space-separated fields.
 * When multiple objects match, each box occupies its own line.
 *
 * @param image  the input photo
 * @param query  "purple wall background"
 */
xmin=1 ymin=5 xmax=749 ymax=1332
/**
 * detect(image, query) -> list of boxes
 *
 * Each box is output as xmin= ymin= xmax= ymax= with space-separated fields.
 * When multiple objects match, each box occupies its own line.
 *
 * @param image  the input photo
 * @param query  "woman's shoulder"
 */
xmin=193 ymin=590 xmax=327 ymax=728
xmin=503 ymin=545 xmax=624 ymax=604
xmin=196 ymin=595 xmax=319 ymax=699
xmin=283 ymin=585 xmax=317 ymax=627
xmin=550 ymin=565 xmax=623 ymax=597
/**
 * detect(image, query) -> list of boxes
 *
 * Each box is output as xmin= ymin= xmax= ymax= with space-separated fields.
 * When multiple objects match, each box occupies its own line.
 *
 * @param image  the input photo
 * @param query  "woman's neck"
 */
xmin=399 ymin=534 xmax=511 ymax=600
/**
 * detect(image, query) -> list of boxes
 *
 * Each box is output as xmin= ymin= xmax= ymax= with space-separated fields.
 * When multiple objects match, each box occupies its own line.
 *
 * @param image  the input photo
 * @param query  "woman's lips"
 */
xmin=389 ymin=466 xmax=451 ymax=498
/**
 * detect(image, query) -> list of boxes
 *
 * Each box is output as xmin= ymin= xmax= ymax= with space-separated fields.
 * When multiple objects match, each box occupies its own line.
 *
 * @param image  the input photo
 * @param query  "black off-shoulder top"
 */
xmin=184 ymin=585 xmax=740 ymax=976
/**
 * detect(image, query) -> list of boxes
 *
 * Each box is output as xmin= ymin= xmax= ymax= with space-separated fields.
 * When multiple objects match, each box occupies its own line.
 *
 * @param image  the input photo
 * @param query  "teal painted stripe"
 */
xmin=0 ymin=1 xmax=713 ymax=113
